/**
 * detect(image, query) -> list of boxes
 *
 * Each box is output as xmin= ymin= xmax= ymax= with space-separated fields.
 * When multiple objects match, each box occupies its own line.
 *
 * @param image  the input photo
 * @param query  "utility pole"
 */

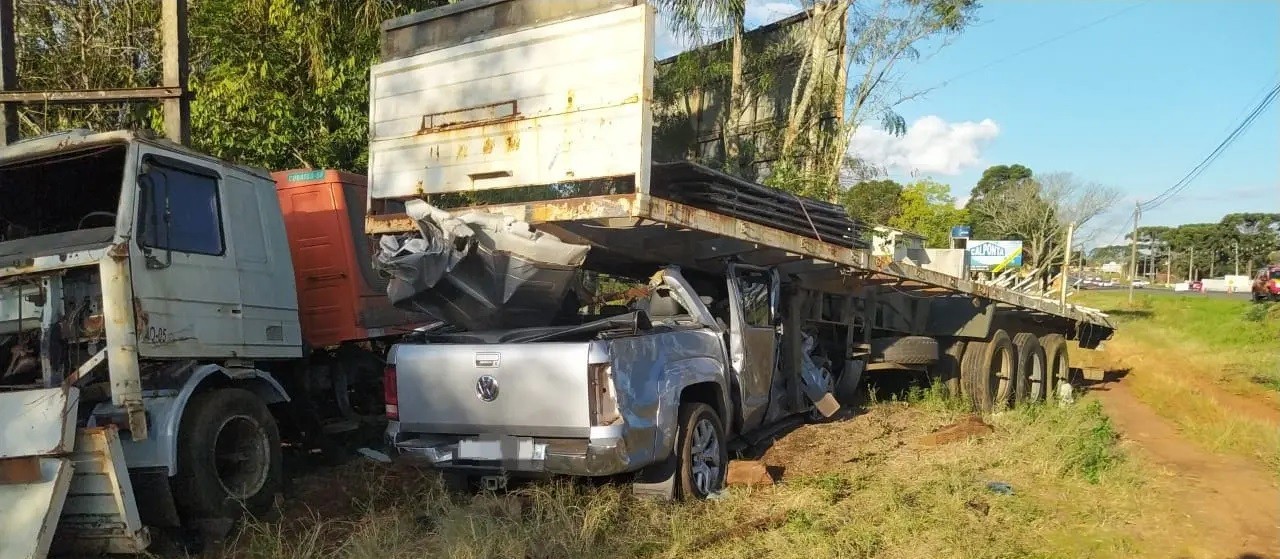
xmin=1234 ymin=241 xmax=1240 ymax=276
xmin=1167 ymin=245 xmax=1173 ymax=285
xmin=1210 ymin=252 xmax=1215 ymax=278
xmin=1188 ymin=245 xmax=1194 ymax=281
xmin=1060 ymin=222 xmax=1075 ymax=305
xmin=1128 ymin=203 xmax=1140 ymax=303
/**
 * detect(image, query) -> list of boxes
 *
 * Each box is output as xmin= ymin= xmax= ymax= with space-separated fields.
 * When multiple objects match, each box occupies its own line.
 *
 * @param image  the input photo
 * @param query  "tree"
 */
xmin=968 ymin=172 xmax=1120 ymax=277
xmin=841 ymin=179 xmax=903 ymax=225
xmin=12 ymin=0 xmax=444 ymax=173
xmin=888 ymin=179 xmax=967 ymax=248
xmin=967 ymin=164 xmax=1032 ymax=237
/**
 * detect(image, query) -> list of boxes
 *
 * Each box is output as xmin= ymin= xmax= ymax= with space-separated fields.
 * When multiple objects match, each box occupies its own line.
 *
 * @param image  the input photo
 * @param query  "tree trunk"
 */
xmin=725 ymin=18 xmax=744 ymax=174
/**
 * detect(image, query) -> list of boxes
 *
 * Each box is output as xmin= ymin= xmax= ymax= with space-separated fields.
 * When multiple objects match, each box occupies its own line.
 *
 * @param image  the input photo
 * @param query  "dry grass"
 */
xmin=213 ymin=391 xmax=1199 ymax=559
xmin=1073 ymin=292 xmax=1280 ymax=472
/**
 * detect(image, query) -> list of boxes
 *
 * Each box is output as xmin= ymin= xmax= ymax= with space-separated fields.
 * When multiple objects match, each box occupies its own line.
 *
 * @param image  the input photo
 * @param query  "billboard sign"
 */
xmin=968 ymin=240 xmax=1023 ymax=272
xmin=950 ymin=225 xmax=971 ymax=239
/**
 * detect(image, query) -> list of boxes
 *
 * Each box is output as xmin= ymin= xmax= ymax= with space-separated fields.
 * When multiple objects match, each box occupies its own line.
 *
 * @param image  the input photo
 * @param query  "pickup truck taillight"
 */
xmin=384 ymin=364 xmax=399 ymax=420
xmin=589 ymin=363 xmax=621 ymax=426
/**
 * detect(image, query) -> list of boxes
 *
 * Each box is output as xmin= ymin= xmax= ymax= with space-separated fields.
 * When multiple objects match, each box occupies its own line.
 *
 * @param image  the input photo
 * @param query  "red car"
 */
xmin=1252 ymin=266 xmax=1280 ymax=302
xmin=1190 ymin=280 xmax=1203 ymax=293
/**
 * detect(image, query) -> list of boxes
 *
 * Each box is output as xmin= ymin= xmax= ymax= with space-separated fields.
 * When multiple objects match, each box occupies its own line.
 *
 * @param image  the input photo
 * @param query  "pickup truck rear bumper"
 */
xmin=386 ymin=421 xmax=641 ymax=476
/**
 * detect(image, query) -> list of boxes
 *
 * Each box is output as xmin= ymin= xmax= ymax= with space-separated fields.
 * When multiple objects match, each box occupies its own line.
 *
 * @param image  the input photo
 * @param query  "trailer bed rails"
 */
xmin=366 ymin=162 xmax=1115 ymax=342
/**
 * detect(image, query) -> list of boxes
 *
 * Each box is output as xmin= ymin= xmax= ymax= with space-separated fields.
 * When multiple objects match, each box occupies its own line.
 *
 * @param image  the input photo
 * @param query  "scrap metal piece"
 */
xmin=374 ymin=200 xmax=590 ymax=330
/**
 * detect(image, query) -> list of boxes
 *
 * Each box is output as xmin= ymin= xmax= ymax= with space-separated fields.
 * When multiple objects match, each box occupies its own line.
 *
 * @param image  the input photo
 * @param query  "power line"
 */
xmin=1140 ymin=82 xmax=1280 ymax=212
xmin=924 ymin=2 xmax=1147 ymax=91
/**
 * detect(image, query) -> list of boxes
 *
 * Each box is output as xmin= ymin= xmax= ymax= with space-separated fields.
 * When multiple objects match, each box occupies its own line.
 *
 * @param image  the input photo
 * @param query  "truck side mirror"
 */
xmin=138 ymin=172 xmax=173 ymax=270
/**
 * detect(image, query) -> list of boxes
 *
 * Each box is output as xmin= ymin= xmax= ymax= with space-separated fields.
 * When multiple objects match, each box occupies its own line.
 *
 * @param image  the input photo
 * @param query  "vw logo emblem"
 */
xmin=476 ymin=375 xmax=499 ymax=402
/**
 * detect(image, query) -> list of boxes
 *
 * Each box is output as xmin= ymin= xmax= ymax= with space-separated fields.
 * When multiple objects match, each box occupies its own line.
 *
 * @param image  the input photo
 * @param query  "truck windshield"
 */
xmin=0 ymin=144 xmax=126 ymax=258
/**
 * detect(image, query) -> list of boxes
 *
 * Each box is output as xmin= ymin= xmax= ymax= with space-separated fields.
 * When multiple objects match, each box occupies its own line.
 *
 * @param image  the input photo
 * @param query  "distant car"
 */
xmin=1190 ymin=280 xmax=1203 ymax=292
xmin=1131 ymin=279 xmax=1149 ymax=288
xmin=1252 ymin=266 xmax=1280 ymax=302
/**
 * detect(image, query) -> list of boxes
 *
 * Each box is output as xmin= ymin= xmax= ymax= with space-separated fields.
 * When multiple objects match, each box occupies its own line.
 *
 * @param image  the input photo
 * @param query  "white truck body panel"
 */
xmin=0 ymin=387 xmax=78 ymax=559
xmin=368 ymin=3 xmax=655 ymax=198
xmin=52 ymin=428 xmax=150 ymax=555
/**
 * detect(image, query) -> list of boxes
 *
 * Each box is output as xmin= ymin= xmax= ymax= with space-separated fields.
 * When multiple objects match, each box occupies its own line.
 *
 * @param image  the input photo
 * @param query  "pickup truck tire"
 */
xmin=960 ymin=330 xmax=1014 ymax=413
xmin=634 ymin=403 xmax=727 ymax=500
xmin=928 ymin=340 xmax=965 ymax=398
xmin=1040 ymin=334 xmax=1072 ymax=401
xmin=1011 ymin=333 xmax=1044 ymax=404
xmin=870 ymin=336 xmax=939 ymax=365
xmin=676 ymin=403 xmax=728 ymax=499
xmin=173 ymin=388 xmax=282 ymax=522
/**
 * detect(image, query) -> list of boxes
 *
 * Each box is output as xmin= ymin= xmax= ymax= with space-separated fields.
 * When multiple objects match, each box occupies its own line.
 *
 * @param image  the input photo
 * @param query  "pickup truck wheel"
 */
xmin=173 ymin=388 xmax=282 ymax=522
xmin=1040 ymin=334 xmax=1072 ymax=401
xmin=870 ymin=336 xmax=940 ymax=365
xmin=1012 ymin=333 xmax=1045 ymax=404
xmin=678 ymin=403 xmax=727 ymax=499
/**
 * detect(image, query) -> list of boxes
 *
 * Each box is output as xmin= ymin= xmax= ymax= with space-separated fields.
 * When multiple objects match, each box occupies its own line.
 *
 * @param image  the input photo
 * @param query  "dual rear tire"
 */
xmin=959 ymin=330 xmax=1072 ymax=411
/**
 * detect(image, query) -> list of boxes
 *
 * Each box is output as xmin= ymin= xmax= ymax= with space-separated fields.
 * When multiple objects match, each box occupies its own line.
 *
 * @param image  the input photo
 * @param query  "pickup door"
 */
xmin=727 ymin=264 xmax=780 ymax=431
xmin=392 ymin=342 xmax=592 ymax=438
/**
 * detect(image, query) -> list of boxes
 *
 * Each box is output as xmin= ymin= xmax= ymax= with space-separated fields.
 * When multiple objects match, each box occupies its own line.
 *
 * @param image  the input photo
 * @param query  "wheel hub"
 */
xmin=690 ymin=418 xmax=721 ymax=496
xmin=213 ymin=415 xmax=271 ymax=500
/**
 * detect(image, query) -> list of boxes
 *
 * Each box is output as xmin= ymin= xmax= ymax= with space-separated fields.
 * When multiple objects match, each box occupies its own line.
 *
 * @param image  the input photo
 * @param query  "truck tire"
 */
xmin=870 ymin=336 xmax=940 ymax=365
xmin=1040 ymin=334 xmax=1072 ymax=400
xmin=960 ymin=330 xmax=1014 ymax=413
xmin=928 ymin=340 xmax=965 ymax=398
xmin=173 ymin=388 xmax=282 ymax=522
xmin=1012 ymin=333 xmax=1045 ymax=404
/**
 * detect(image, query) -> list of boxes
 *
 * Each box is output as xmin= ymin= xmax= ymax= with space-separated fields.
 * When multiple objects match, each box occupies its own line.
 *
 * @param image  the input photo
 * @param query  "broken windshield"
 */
xmin=0 ymin=144 xmax=127 ymax=260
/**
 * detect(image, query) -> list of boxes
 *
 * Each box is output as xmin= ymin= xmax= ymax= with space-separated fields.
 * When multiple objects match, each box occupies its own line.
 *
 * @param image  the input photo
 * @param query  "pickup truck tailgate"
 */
xmin=392 ymin=342 xmax=592 ymax=437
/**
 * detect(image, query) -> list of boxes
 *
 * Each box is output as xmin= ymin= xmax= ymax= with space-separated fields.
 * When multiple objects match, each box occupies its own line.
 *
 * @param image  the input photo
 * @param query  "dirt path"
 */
xmin=1087 ymin=373 xmax=1280 ymax=558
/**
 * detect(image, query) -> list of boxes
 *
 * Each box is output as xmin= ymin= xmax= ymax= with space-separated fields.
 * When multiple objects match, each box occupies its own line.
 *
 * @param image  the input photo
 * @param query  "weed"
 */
xmin=1243 ymin=302 xmax=1273 ymax=322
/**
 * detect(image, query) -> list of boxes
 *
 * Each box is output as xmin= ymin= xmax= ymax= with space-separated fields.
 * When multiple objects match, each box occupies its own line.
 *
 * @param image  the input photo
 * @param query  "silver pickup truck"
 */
xmin=385 ymin=264 xmax=839 ymax=499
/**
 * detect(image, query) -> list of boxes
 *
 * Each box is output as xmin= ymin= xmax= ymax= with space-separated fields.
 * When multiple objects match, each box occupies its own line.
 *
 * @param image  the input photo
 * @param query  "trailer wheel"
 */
xmin=960 ymin=330 xmax=1014 ymax=413
xmin=928 ymin=340 xmax=965 ymax=398
xmin=1040 ymin=334 xmax=1072 ymax=400
xmin=1012 ymin=333 xmax=1045 ymax=404
xmin=173 ymin=388 xmax=282 ymax=522
xmin=870 ymin=336 xmax=940 ymax=365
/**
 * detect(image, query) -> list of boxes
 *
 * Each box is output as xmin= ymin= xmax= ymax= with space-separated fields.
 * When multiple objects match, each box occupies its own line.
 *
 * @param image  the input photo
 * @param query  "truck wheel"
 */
xmin=677 ymin=403 xmax=727 ymax=499
xmin=173 ymin=388 xmax=282 ymax=522
xmin=1040 ymin=334 xmax=1071 ymax=400
xmin=960 ymin=330 xmax=1014 ymax=413
xmin=1012 ymin=333 xmax=1045 ymax=404
xmin=870 ymin=336 xmax=940 ymax=365
xmin=928 ymin=340 xmax=965 ymax=398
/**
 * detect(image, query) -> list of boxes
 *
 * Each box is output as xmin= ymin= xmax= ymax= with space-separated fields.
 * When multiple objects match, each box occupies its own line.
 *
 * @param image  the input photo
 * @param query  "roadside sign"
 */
xmin=950 ymin=225 xmax=971 ymax=239
xmin=968 ymin=240 xmax=1023 ymax=272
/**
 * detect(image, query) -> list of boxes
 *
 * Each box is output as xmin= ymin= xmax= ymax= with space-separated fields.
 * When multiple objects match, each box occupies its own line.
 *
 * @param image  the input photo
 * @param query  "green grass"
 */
xmin=1075 ymin=292 xmax=1280 ymax=394
xmin=1072 ymin=291 xmax=1280 ymax=472
xmin=219 ymin=397 xmax=1205 ymax=559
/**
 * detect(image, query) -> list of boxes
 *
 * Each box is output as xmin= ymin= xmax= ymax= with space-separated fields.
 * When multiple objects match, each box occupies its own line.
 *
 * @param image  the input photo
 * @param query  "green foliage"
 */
xmin=841 ymin=179 xmax=903 ymax=225
xmin=888 ymin=179 xmax=967 ymax=247
xmin=967 ymin=163 xmax=1032 ymax=237
xmin=189 ymin=0 xmax=447 ymax=172
xmin=1125 ymin=213 xmax=1280 ymax=280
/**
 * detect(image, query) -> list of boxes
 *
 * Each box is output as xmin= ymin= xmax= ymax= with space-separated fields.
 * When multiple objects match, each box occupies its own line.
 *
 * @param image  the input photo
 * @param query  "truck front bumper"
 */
xmin=386 ymin=421 xmax=641 ymax=477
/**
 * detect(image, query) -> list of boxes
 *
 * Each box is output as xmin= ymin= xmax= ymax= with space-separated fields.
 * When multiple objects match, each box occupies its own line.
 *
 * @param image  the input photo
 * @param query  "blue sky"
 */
xmin=658 ymin=1 xmax=1280 ymax=247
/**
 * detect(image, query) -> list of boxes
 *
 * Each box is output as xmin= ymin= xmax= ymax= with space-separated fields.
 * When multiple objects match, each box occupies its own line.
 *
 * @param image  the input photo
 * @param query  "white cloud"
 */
xmin=850 ymin=115 xmax=1000 ymax=177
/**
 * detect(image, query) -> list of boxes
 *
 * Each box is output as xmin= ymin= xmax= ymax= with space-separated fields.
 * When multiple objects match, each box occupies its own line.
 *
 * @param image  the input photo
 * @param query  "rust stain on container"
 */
xmin=455 ymin=144 xmax=468 ymax=160
xmin=566 ymin=90 xmax=575 ymax=110
xmin=482 ymin=138 xmax=495 ymax=154
xmin=505 ymin=135 xmax=520 ymax=152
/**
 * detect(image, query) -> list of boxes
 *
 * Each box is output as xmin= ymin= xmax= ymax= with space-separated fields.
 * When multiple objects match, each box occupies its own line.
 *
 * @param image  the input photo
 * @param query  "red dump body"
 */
xmin=272 ymin=169 xmax=422 ymax=348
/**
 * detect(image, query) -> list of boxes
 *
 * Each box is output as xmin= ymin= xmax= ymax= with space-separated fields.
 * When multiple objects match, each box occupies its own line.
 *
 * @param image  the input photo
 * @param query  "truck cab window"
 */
xmin=138 ymin=164 xmax=225 ymax=256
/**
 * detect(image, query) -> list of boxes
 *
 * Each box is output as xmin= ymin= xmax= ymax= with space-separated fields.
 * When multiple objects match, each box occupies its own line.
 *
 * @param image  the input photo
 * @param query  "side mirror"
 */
xmin=139 ymin=172 xmax=173 ymax=270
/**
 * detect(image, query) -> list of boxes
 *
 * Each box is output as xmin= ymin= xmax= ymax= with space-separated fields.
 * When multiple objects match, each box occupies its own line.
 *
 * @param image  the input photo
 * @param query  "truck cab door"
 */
xmin=129 ymin=150 xmax=244 ymax=357
xmin=726 ymin=263 xmax=780 ymax=431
